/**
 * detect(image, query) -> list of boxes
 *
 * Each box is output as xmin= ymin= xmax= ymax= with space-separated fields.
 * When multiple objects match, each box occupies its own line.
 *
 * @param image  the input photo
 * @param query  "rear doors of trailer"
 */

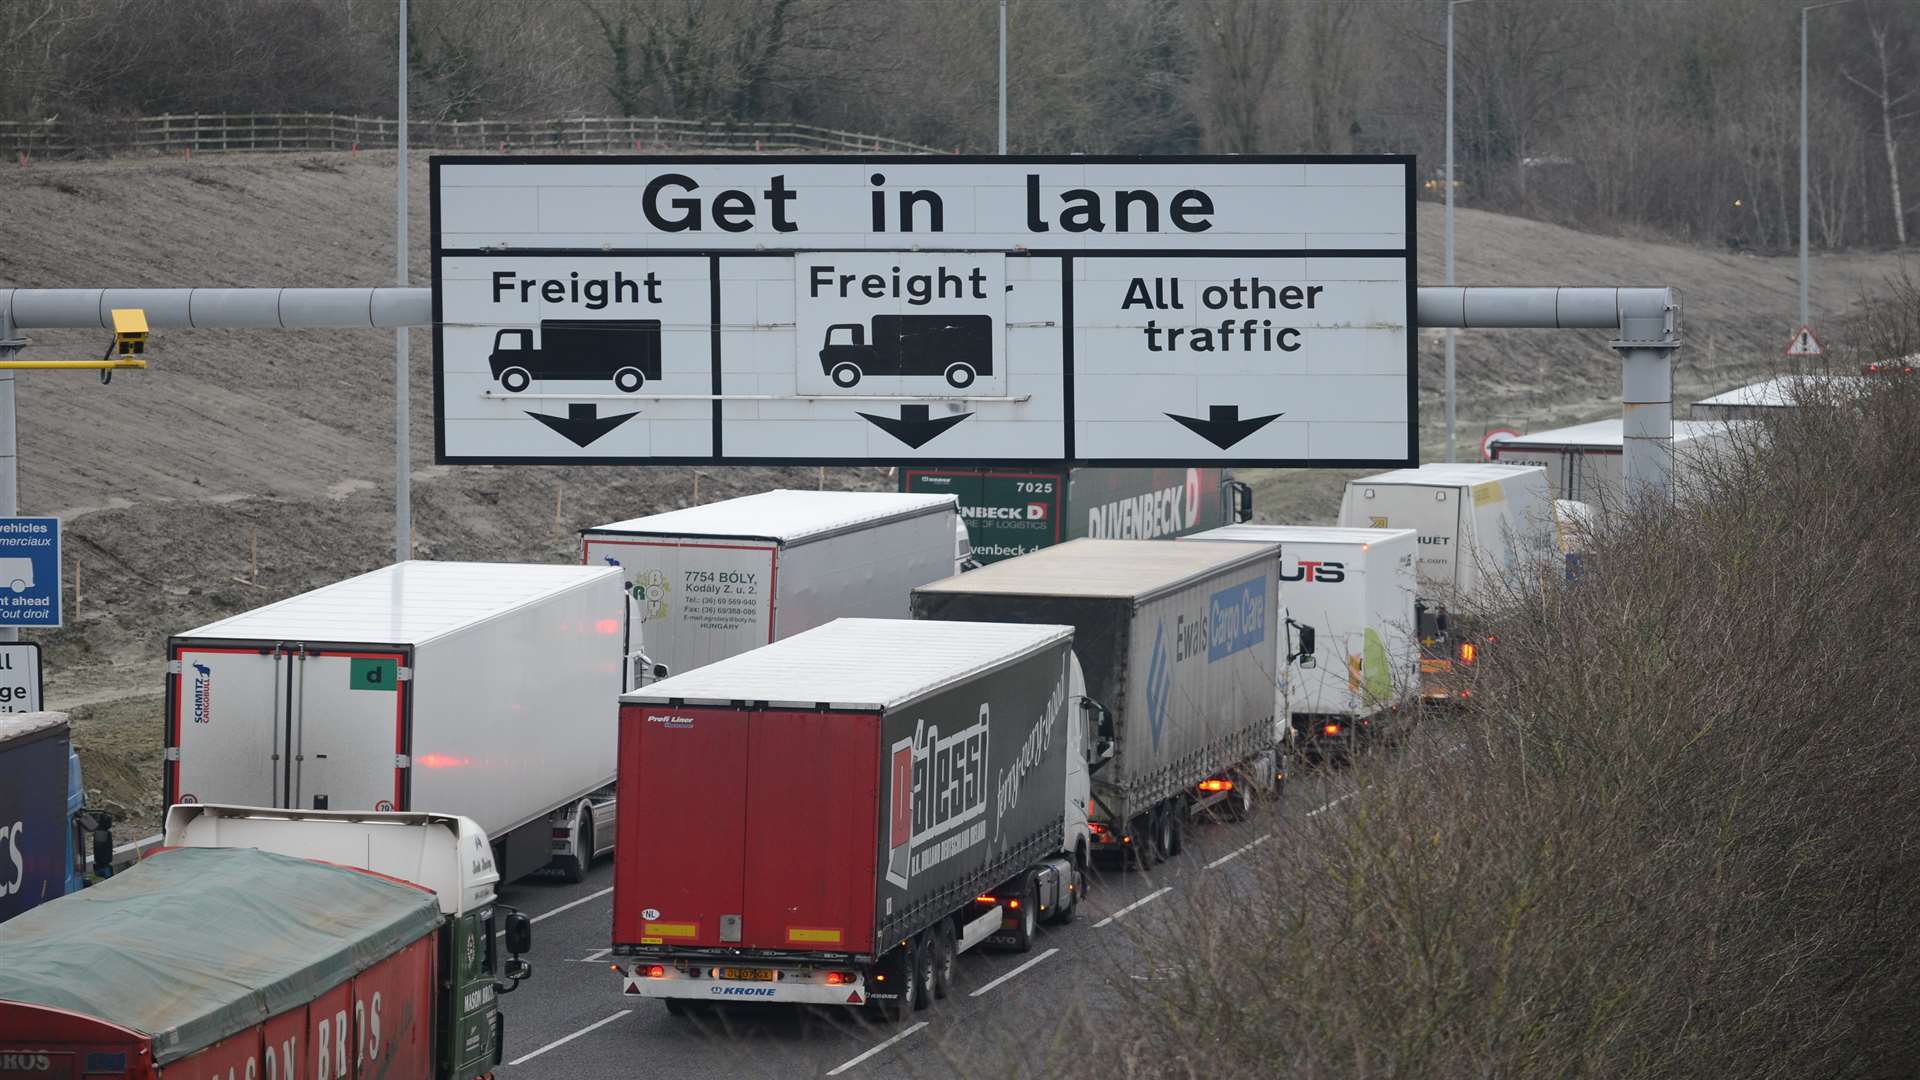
xmin=167 ymin=642 xmax=408 ymax=813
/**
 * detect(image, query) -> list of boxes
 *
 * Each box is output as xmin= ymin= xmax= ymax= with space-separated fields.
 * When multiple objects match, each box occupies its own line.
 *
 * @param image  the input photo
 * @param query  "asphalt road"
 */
xmin=487 ymin=759 xmax=1382 ymax=1080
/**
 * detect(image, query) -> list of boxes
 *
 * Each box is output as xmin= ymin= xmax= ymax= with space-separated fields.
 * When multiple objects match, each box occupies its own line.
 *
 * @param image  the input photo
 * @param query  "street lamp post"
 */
xmin=998 ymin=0 xmax=1008 ymax=155
xmin=1801 ymin=0 xmax=1857 ymax=336
xmin=1445 ymin=0 xmax=1476 ymax=462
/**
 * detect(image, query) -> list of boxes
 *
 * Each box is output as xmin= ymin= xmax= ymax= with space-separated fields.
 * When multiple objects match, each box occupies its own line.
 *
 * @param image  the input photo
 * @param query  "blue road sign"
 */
xmin=0 ymin=517 xmax=60 ymax=628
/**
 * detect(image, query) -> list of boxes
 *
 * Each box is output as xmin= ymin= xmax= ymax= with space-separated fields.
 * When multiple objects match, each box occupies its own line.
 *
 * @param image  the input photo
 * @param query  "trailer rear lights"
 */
xmin=1323 ymin=723 xmax=1342 ymax=736
xmin=610 ymin=963 xmax=623 ymax=973
xmin=1197 ymin=778 xmax=1233 ymax=792
xmin=1458 ymin=642 xmax=1476 ymax=664
xmin=826 ymin=971 xmax=855 ymax=986
xmin=643 ymin=965 xmax=666 ymax=979
xmin=976 ymin=895 xmax=997 ymax=904
xmin=552 ymin=828 xmax=571 ymax=840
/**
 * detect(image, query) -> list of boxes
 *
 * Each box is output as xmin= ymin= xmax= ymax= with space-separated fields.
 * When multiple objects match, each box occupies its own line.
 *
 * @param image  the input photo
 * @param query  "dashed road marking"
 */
xmin=1205 ymin=832 xmax=1272 ymax=869
xmin=968 ymin=947 xmax=1060 ymax=997
xmin=825 ymin=1021 xmax=929 ymax=1076
xmin=506 ymin=1009 xmax=630 ymax=1066
xmin=1093 ymin=886 xmax=1171 ymax=928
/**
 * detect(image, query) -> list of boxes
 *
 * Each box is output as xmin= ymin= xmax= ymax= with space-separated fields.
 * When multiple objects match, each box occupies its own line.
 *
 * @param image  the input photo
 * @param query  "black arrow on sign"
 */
xmin=857 ymin=404 xmax=972 ymax=449
xmin=1165 ymin=405 xmax=1284 ymax=450
xmin=527 ymin=403 xmax=641 ymax=448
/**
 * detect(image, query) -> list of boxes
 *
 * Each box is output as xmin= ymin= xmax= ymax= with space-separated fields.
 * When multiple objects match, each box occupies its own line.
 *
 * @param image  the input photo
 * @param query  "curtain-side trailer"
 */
xmin=0 ymin=807 xmax=533 ymax=1080
xmin=164 ymin=561 xmax=628 ymax=883
xmin=899 ymin=467 xmax=1253 ymax=564
xmin=612 ymin=618 xmax=1104 ymax=1021
xmin=912 ymin=538 xmax=1281 ymax=866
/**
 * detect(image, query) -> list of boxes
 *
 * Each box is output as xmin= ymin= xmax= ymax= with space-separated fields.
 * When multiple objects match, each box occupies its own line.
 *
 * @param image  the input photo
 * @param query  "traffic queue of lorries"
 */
xmin=0 ymin=460 xmax=1572 ymax=1079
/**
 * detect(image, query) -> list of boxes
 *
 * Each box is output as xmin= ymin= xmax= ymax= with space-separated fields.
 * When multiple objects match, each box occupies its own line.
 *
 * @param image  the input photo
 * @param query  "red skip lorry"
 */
xmin=611 ymin=617 xmax=1106 ymax=1020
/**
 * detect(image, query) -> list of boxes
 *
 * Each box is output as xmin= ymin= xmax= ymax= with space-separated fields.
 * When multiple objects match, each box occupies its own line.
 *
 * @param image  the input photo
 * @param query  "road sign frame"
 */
xmin=1784 ymin=324 xmax=1823 ymax=357
xmin=430 ymin=154 xmax=1417 ymax=468
xmin=0 ymin=642 xmax=42 ymax=713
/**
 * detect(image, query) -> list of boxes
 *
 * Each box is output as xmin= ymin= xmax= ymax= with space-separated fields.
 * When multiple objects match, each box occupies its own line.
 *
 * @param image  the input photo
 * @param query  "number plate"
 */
xmin=720 ymin=967 xmax=776 ymax=982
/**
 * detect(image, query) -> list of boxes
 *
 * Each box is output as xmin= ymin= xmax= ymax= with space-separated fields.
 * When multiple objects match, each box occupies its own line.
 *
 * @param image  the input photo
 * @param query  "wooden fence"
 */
xmin=0 ymin=113 xmax=946 ymax=157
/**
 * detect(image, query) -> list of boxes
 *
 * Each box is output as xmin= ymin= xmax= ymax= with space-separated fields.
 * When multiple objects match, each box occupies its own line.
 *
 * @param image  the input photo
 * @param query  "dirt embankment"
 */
xmin=1 ymin=150 xmax=1909 ymax=830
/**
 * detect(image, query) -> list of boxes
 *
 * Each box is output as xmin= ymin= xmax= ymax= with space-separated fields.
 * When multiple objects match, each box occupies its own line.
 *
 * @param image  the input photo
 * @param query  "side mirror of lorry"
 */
xmin=505 ymin=911 xmax=533 ymax=956
xmin=1286 ymin=619 xmax=1317 ymax=668
xmin=1226 ymin=479 xmax=1255 ymax=523
xmin=653 ymin=663 xmax=670 ymax=680
xmin=504 ymin=957 xmax=532 ymax=983
xmin=78 ymin=809 xmax=114 ymax=882
xmin=1082 ymin=699 xmax=1117 ymax=771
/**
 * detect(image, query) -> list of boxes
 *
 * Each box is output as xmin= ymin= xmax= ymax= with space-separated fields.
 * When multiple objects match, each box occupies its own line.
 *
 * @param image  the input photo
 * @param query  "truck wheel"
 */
xmin=931 ymin=922 xmax=957 ymax=998
xmin=911 ymin=934 xmax=936 ymax=1010
xmin=561 ymin=812 xmax=592 ymax=883
xmin=613 ymin=367 xmax=645 ymax=392
xmin=1167 ymin=803 xmax=1187 ymax=854
xmin=1045 ymin=866 xmax=1079 ymax=925
xmin=1151 ymin=804 xmax=1177 ymax=861
xmin=831 ymin=363 xmax=862 ymax=388
xmin=664 ymin=997 xmax=691 ymax=1018
xmin=944 ymin=363 xmax=977 ymax=389
xmin=1127 ymin=817 xmax=1159 ymax=870
xmin=1007 ymin=881 xmax=1039 ymax=952
xmin=499 ymin=367 xmax=531 ymax=392
xmin=871 ymin=948 xmax=916 ymax=1023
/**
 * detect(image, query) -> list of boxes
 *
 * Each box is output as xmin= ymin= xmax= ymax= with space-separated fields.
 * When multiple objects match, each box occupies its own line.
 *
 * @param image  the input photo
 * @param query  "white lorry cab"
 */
xmin=1186 ymin=525 xmax=1420 ymax=754
xmin=1338 ymin=464 xmax=1554 ymax=702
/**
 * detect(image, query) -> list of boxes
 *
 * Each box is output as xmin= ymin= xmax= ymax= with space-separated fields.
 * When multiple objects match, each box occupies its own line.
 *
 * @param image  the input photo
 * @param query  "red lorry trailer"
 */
xmin=0 ymin=845 xmax=498 ymax=1080
xmin=612 ymin=617 xmax=1096 ymax=1020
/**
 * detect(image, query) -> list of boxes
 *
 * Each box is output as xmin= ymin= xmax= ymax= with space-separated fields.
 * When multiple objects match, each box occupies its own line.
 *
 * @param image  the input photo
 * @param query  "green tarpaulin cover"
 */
xmin=0 ymin=846 xmax=441 ymax=1064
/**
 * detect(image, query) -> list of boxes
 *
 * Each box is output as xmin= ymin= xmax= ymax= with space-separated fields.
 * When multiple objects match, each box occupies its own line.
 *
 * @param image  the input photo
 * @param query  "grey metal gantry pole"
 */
xmin=395 ymin=0 xmax=412 ymax=564
xmin=1419 ymin=287 xmax=1681 ymax=503
xmin=998 ymin=0 xmax=1008 ymax=155
xmin=0 ymin=307 xmax=18 ymax=645
xmin=1445 ymin=0 xmax=1476 ymax=462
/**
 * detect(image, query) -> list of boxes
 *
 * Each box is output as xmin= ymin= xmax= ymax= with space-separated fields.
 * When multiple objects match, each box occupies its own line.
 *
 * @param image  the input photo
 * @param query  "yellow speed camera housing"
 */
xmin=111 ymin=308 xmax=148 ymax=357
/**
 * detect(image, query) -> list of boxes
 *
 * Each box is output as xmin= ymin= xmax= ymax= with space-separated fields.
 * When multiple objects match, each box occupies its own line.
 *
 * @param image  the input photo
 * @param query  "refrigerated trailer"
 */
xmin=1185 ymin=526 xmax=1420 ymax=752
xmin=0 ymin=816 xmax=532 ymax=1080
xmin=900 ymin=466 xmax=1252 ymax=564
xmin=583 ymin=490 xmax=958 ymax=685
xmin=614 ymin=618 xmax=1101 ymax=1020
xmin=912 ymin=539 xmax=1281 ymax=865
xmin=1338 ymin=464 xmax=1553 ymax=701
xmin=164 ymin=561 xmax=628 ymax=882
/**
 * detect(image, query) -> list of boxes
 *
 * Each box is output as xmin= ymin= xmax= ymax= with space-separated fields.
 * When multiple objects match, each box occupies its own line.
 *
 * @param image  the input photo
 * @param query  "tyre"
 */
xmin=500 ymin=366 xmax=531 ymax=392
xmin=560 ymin=812 xmax=592 ymax=883
xmin=911 ymin=934 xmax=935 ymax=1010
xmin=944 ymin=362 xmax=977 ymax=389
xmin=931 ymin=922 xmax=957 ymax=999
xmin=613 ymin=366 xmax=645 ymax=392
xmin=1127 ymin=816 xmax=1159 ymax=870
xmin=1152 ymin=804 xmax=1176 ymax=861
xmin=1045 ymin=865 xmax=1079 ymax=926
xmin=1007 ymin=881 xmax=1039 ymax=953
xmin=1168 ymin=802 xmax=1188 ymax=853
xmin=871 ymin=948 xmax=915 ymax=1023
xmin=663 ymin=997 xmax=691 ymax=1018
xmin=831 ymin=363 xmax=862 ymax=387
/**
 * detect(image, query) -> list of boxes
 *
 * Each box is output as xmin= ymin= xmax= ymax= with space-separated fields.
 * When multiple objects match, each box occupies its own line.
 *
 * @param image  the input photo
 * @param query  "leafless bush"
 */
xmin=1022 ymin=360 xmax=1920 ymax=1075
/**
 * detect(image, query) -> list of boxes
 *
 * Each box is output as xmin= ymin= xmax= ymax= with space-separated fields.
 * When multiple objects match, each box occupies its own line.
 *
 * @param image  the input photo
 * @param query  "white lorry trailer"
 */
xmin=164 ymin=561 xmax=629 ymax=883
xmin=911 ymin=539 xmax=1282 ymax=866
xmin=582 ymin=490 xmax=959 ymax=686
xmin=1488 ymin=418 xmax=1755 ymax=505
xmin=1185 ymin=525 xmax=1419 ymax=754
xmin=1338 ymin=464 xmax=1553 ymax=702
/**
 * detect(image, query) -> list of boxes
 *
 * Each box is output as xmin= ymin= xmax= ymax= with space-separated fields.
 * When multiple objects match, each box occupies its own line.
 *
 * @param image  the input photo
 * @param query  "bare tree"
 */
xmin=1183 ymin=0 xmax=1287 ymax=154
xmin=1841 ymin=12 xmax=1916 ymax=245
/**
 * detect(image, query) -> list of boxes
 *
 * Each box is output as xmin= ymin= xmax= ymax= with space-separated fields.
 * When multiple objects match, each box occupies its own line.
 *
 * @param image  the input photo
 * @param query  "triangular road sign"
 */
xmin=1785 ymin=324 xmax=1823 ymax=357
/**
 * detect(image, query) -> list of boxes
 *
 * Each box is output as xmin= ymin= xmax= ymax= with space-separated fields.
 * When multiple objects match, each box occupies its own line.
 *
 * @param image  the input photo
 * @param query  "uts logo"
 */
xmin=190 ymin=662 xmax=213 ymax=724
xmin=1280 ymin=560 xmax=1346 ymax=583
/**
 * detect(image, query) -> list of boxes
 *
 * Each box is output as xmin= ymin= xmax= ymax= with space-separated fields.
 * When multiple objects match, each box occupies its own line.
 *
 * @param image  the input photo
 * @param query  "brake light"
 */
xmin=1088 ymin=821 xmax=1109 ymax=836
xmin=1197 ymin=778 xmax=1233 ymax=793
xmin=1007 ymin=899 xmax=1020 ymax=910
xmin=1459 ymin=642 xmax=1476 ymax=664
xmin=1323 ymin=722 xmax=1342 ymax=736
xmin=976 ymin=895 xmax=997 ymax=904
xmin=644 ymin=964 xmax=665 ymax=979
xmin=826 ymin=971 xmax=855 ymax=986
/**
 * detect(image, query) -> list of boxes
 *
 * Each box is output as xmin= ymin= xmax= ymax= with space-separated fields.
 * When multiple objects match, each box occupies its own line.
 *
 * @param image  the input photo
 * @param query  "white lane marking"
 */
xmin=497 ymin=885 xmax=615 ymax=937
xmin=1092 ymin=886 xmax=1171 ymax=928
xmin=566 ymin=948 xmax=613 ymax=963
xmin=1307 ymin=791 xmax=1358 ymax=818
xmin=1205 ymin=832 xmax=1271 ymax=869
xmin=967 ymin=946 xmax=1060 ymax=998
xmin=825 ymin=1021 xmax=929 ymax=1076
xmin=506 ymin=1009 xmax=630 ymax=1066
